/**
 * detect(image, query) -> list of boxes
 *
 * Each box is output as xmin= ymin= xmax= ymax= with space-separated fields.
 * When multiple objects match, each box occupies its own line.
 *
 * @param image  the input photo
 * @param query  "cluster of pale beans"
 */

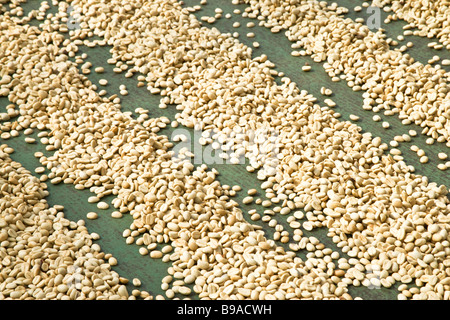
xmin=237 ymin=0 xmax=450 ymax=148
xmin=0 ymin=0 xmax=449 ymax=300
xmin=0 ymin=147 xmax=138 ymax=299
xmin=375 ymin=0 xmax=450 ymax=52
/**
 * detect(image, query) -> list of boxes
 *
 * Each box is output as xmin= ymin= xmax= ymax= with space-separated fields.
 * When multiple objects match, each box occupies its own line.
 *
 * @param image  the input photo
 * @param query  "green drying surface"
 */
xmin=0 ymin=0 xmax=449 ymax=300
